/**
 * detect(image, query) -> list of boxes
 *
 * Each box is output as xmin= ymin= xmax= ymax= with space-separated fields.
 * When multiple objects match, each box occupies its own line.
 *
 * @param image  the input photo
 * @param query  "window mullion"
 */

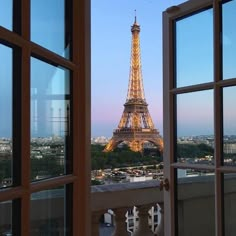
xmin=20 ymin=0 xmax=31 ymax=236
xmin=214 ymin=0 xmax=224 ymax=236
xmin=72 ymin=0 xmax=91 ymax=235
xmin=19 ymin=46 xmax=31 ymax=236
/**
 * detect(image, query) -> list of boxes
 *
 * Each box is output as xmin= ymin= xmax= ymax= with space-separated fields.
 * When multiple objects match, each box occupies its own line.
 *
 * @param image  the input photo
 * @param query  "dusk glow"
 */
xmin=91 ymin=0 xmax=187 ymax=137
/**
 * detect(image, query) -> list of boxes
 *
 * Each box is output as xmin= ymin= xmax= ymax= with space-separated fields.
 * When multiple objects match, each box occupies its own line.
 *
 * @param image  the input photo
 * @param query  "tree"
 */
xmin=91 ymin=144 xmax=162 ymax=170
xmin=177 ymin=143 xmax=214 ymax=159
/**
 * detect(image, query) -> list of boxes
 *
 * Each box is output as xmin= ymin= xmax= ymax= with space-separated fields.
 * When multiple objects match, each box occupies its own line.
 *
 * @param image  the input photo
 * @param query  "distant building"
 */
xmin=91 ymin=136 xmax=109 ymax=145
xmin=224 ymin=143 xmax=236 ymax=154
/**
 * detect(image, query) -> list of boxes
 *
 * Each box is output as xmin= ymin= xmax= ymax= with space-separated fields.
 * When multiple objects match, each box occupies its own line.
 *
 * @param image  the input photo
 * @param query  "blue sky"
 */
xmin=176 ymin=9 xmax=213 ymax=87
xmin=91 ymin=0 xmax=236 ymax=137
xmin=91 ymin=0 xmax=186 ymax=137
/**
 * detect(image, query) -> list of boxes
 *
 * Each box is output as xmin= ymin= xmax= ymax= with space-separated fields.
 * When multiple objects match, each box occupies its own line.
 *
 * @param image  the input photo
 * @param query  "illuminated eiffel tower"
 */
xmin=104 ymin=16 xmax=163 ymax=153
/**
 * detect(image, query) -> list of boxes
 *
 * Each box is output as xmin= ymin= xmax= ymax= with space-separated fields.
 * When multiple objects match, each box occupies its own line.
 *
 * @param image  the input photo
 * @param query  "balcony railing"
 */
xmin=91 ymin=180 xmax=164 ymax=236
xmin=92 ymin=175 xmax=236 ymax=236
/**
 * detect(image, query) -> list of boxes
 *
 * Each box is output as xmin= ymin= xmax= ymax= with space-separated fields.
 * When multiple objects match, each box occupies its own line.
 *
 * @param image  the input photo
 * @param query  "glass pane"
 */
xmin=0 ymin=45 xmax=12 ymax=188
xmin=30 ymin=186 xmax=67 ymax=235
xmin=31 ymin=58 xmax=71 ymax=181
xmin=0 ymin=1 xmax=12 ymax=30
xmin=223 ymin=0 xmax=236 ymax=80
xmin=224 ymin=173 xmax=236 ymax=235
xmin=177 ymin=169 xmax=215 ymax=236
xmin=176 ymin=90 xmax=214 ymax=164
xmin=175 ymin=9 xmax=213 ymax=87
xmin=0 ymin=200 xmax=12 ymax=235
xmin=31 ymin=0 xmax=70 ymax=58
xmin=223 ymin=86 xmax=236 ymax=166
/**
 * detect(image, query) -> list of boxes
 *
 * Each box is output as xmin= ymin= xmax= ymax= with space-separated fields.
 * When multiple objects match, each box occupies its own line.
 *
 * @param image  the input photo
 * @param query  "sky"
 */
xmin=91 ymin=0 xmax=236 ymax=138
xmin=91 ymin=0 xmax=186 ymax=137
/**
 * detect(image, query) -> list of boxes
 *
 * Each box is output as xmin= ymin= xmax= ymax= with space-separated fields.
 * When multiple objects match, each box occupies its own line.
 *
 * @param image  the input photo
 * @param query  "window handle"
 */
xmin=160 ymin=178 xmax=170 ymax=191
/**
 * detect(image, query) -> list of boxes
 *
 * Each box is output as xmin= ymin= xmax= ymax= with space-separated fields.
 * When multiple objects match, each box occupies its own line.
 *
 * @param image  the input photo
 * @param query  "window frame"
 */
xmin=0 ymin=0 xmax=91 ymax=235
xmin=163 ymin=0 xmax=236 ymax=235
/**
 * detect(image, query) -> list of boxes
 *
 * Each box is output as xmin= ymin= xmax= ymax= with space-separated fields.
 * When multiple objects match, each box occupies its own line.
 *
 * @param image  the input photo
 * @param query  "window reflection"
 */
xmin=224 ymin=173 xmax=236 ymax=235
xmin=0 ymin=45 xmax=12 ymax=188
xmin=0 ymin=1 xmax=12 ymax=30
xmin=30 ymin=187 xmax=67 ymax=235
xmin=223 ymin=86 xmax=236 ymax=166
xmin=177 ymin=169 xmax=215 ymax=236
xmin=0 ymin=200 xmax=12 ymax=235
xmin=223 ymin=0 xmax=236 ymax=80
xmin=175 ymin=9 xmax=213 ymax=87
xmin=30 ymin=57 xmax=71 ymax=181
xmin=31 ymin=0 xmax=70 ymax=58
xmin=176 ymin=90 xmax=214 ymax=164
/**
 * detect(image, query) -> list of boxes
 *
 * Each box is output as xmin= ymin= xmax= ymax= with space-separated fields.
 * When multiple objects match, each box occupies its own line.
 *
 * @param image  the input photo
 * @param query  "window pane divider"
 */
xmin=0 ymin=28 xmax=76 ymax=71
xmin=217 ymin=78 xmax=236 ymax=87
xmin=31 ymin=43 xmax=76 ymax=70
xmin=167 ymin=0 xmax=212 ymax=20
xmin=73 ymin=0 xmax=91 ymax=235
xmin=0 ymin=26 xmax=26 ymax=47
xmin=214 ymin=0 xmax=223 ymax=235
xmin=0 ymin=187 xmax=26 ymax=202
xmin=170 ymin=78 xmax=236 ymax=95
xmin=19 ymin=1 xmax=31 ymax=235
xmin=30 ymin=175 xmax=77 ymax=193
xmin=171 ymin=82 xmax=214 ymax=94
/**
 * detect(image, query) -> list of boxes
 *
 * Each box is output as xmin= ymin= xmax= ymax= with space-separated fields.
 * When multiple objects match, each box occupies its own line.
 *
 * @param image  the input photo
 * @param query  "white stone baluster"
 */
xmin=155 ymin=203 xmax=164 ymax=236
xmin=92 ymin=210 xmax=104 ymax=236
xmin=133 ymin=204 xmax=154 ymax=236
xmin=112 ymin=207 xmax=130 ymax=236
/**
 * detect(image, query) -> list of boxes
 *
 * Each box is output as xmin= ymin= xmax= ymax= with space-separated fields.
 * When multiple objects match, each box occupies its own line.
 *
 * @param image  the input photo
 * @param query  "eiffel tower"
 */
xmin=104 ymin=16 xmax=163 ymax=153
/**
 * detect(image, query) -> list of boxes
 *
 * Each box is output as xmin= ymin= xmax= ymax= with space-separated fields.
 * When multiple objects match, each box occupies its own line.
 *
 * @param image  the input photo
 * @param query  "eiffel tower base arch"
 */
xmin=103 ymin=128 xmax=163 ymax=153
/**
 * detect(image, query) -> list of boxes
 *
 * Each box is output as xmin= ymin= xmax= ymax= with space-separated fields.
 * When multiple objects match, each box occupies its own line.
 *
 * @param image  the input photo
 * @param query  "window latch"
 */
xmin=160 ymin=178 xmax=170 ymax=191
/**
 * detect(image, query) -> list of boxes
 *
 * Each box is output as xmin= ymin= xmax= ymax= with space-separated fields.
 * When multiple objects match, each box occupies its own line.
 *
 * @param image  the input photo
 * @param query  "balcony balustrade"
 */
xmin=92 ymin=175 xmax=236 ymax=236
xmin=91 ymin=180 xmax=163 ymax=236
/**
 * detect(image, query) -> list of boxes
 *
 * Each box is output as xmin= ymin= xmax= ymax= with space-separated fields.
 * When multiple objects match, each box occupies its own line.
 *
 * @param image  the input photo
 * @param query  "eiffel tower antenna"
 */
xmin=104 ymin=16 xmax=163 ymax=153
